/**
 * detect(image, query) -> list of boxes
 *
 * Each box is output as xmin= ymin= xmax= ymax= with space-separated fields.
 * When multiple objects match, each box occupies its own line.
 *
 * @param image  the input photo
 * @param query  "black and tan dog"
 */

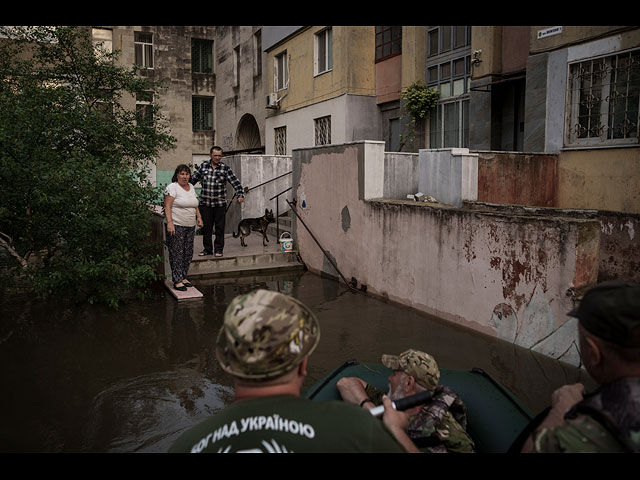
xmin=232 ymin=209 xmax=276 ymax=247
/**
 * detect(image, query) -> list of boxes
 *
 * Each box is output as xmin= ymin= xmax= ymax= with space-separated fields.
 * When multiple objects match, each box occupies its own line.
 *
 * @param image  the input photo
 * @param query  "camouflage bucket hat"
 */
xmin=381 ymin=349 xmax=440 ymax=391
xmin=216 ymin=289 xmax=320 ymax=380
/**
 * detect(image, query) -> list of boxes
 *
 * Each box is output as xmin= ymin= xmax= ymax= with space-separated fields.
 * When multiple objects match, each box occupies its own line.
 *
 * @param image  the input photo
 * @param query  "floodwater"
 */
xmin=0 ymin=270 xmax=595 ymax=453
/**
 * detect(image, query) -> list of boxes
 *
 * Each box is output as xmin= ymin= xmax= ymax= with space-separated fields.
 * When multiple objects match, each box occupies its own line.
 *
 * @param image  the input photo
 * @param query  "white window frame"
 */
xmin=314 ymin=28 xmax=332 ymax=76
xmin=274 ymin=51 xmax=289 ymax=92
xmin=565 ymin=48 xmax=639 ymax=147
xmin=134 ymin=31 xmax=153 ymax=69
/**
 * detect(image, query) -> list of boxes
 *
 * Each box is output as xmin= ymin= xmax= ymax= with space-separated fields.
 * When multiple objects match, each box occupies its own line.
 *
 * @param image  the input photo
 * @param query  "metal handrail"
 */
xmin=270 ymin=187 xmax=292 ymax=239
xmin=246 ymin=171 xmax=292 ymax=193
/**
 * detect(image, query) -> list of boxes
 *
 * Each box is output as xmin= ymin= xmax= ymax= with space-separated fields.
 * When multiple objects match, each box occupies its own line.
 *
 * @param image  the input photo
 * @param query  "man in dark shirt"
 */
xmin=190 ymin=146 xmax=244 ymax=257
xmin=169 ymin=289 xmax=412 ymax=453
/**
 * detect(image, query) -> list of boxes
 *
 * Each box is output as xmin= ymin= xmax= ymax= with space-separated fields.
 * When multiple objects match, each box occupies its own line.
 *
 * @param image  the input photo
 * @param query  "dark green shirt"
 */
xmin=169 ymin=394 xmax=406 ymax=453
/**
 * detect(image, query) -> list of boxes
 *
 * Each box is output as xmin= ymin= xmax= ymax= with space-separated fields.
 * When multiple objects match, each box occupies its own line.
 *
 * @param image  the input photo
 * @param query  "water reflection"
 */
xmin=0 ymin=271 xmax=595 ymax=452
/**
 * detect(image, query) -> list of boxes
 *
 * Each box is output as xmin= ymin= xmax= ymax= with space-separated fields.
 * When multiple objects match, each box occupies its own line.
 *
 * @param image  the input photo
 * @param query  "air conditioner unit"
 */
xmin=266 ymin=93 xmax=279 ymax=109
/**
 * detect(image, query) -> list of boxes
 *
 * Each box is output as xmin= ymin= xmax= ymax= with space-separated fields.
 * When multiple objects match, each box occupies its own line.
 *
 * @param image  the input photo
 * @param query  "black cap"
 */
xmin=568 ymin=281 xmax=640 ymax=348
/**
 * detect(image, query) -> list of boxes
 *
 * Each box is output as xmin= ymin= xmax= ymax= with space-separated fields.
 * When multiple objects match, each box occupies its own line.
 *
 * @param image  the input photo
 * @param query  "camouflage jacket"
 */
xmin=365 ymin=384 xmax=476 ymax=453
xmin=534 ymin=376 xmax=640 ymax=453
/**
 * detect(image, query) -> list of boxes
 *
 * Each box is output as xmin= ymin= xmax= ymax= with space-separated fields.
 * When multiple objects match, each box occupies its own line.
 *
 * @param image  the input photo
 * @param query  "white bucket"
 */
xmin=279 ymin=232 xmax=293 ymax=252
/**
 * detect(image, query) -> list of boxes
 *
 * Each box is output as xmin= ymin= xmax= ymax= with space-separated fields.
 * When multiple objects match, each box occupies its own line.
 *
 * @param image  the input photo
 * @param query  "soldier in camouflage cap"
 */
xmin=523 ymin=281 xmax=640 ymax=453
xmin=169 ymin=289 xmax=413 ymax=453
xmin=216 ymin=289 xmax=320 ymax=381
xmin=337 ymin=348 xmax=475 ymax=453
xmin=381 ymin=349 xmax=440 ymax=391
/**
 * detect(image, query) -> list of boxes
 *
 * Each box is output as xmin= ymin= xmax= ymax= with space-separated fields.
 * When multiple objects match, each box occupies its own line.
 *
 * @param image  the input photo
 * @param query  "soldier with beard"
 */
xmin=337 ymin=349 xmax=475 ymax=453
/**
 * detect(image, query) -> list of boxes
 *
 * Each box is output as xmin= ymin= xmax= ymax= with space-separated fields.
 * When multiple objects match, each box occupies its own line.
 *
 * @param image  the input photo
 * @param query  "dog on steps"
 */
xmin=232 ymin=209 xmax=276 ymax=247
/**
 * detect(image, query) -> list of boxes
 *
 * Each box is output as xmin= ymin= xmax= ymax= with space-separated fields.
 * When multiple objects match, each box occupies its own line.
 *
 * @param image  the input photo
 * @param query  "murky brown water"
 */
xmin=0 ymin=271 xmax=595 ymax=452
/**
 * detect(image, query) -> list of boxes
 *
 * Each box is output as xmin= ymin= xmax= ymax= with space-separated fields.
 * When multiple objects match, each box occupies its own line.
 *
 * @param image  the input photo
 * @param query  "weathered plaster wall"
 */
xmin=294 ymin=142 xmax=601 ymax=366
xmin=465 ymin=201 xmax=640 ymax=285
xmin=476 ymin=151 xmax=558 ymax=208
xmin=223 ymin=154 xmax=292 ymax=233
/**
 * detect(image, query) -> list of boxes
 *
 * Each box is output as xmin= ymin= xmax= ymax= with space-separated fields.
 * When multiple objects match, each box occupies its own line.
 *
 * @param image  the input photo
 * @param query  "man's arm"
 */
xmin=521 ymin=383 xmax=585 ymax=452
xmin=337 ymin=377 xmax=374 ymax=408
xmin=190 ymin=164 xmax=202 ymax=185
xmin=225 ymin=166 xmax=245 ymax=200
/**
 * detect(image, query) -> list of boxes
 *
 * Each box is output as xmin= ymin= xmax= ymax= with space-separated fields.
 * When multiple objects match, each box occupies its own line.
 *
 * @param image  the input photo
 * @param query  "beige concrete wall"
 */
xmin=294 ymin=142 xmax=601 ymax=366
xmin=558 ymin=148 xmax=640 ymax=214
xmin=265 ymin=26 xmax=376 ymax=114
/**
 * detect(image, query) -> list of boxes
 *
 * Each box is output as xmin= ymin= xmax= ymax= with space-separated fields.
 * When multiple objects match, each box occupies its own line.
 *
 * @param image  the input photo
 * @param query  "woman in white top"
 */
xmin=164 ymin=164 xmax=203 ymax=291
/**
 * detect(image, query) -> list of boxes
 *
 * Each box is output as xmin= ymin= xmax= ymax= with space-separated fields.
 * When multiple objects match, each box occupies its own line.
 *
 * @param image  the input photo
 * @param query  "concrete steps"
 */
xmin=164 ymin=229 xmax=305 ymax=287
xmin=267 ymin=210 xmax=292 ymax=239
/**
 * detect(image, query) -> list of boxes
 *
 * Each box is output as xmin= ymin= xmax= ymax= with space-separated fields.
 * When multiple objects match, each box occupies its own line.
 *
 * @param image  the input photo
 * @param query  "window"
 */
xmin=376 ymin=26 xmax=401 ymax=62
xmin=233 ymin=46 xmax=240 ymax=87
xmin=254 ymin=30 xmax=262 ymax=76
xmin=192 ymin=38 xmax=213 ymax=73
xmin=275 ymin=51 xmax=289 ymax=91
xmin=92 ymin=28 xmax=112 ymax=58
xmin=274 ymin=126 xmax=287 ymax=155
xmin=428 ymin=26 xmax=471 ymax=58
xmin=136 ymin=91 xmax=154 ymax=125
xmin=314 ymin=116 xmax=331 ymax=146
xmin=134 ymin=31 xmax=153 ymax=69
xmin=566 ymin=49 xmax=639 ymax=147
xmin=429 ymin=99 xmax=469 ymax=149
xmin=428 ymin=55 xmax=471 ymax=99
xmin=315 ymin=28 xmax=332 ymax=75
xmin=192 ymin=97 xmax=213 ymax=131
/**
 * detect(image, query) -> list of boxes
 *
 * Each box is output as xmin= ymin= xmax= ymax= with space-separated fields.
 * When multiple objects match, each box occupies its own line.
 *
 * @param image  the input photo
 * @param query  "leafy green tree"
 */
xmin=0 ymin=26 xmax=176 ymax=307
xmin=398 ymin=81 xmax=439 ymax=151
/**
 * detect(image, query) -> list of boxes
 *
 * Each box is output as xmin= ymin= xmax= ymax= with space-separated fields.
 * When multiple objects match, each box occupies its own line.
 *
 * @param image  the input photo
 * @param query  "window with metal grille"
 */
xmin=315 ymin=28 xmax=332 ymax=75
xmin=566 ymin=49 xmax=639 ymax=146
xmin=375 ymin=26 xmax=401 ymax=62
xmin=274 ymin=126 xmax=287 ymax=155
xmin=314 ymin=116 xmax=331 ymax=146
xmin=192 ymin=97 xmax=213 ymax=131
xmin=134 ymin=31 xmax=153 ymax=69
xmin=192 ymin=38 xmax=213 ymax=73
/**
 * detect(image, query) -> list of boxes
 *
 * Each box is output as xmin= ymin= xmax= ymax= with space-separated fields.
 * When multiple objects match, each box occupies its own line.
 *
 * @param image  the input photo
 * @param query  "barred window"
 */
xmin=192 ymin=38 xmax=213 ymax=73
xmin=566 ymin=49 xmax=640 ymax=146
xmin=134 ymin=31 xmax=153 ymax=69
xmin=192 ymin=97 xmax=213 ymax=131
xmin=314 ymin=116 xmax=331 ymax=146
xmin=274 ymin=126 xmax=287 ymax=155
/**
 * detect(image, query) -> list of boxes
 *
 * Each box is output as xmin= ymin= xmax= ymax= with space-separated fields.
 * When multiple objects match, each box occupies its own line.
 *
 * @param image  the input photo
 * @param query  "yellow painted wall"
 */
xmin=266 ymin=26 xmax=376 ymax=113
xmin=558 ymin=148 xmax=640 ymax=214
